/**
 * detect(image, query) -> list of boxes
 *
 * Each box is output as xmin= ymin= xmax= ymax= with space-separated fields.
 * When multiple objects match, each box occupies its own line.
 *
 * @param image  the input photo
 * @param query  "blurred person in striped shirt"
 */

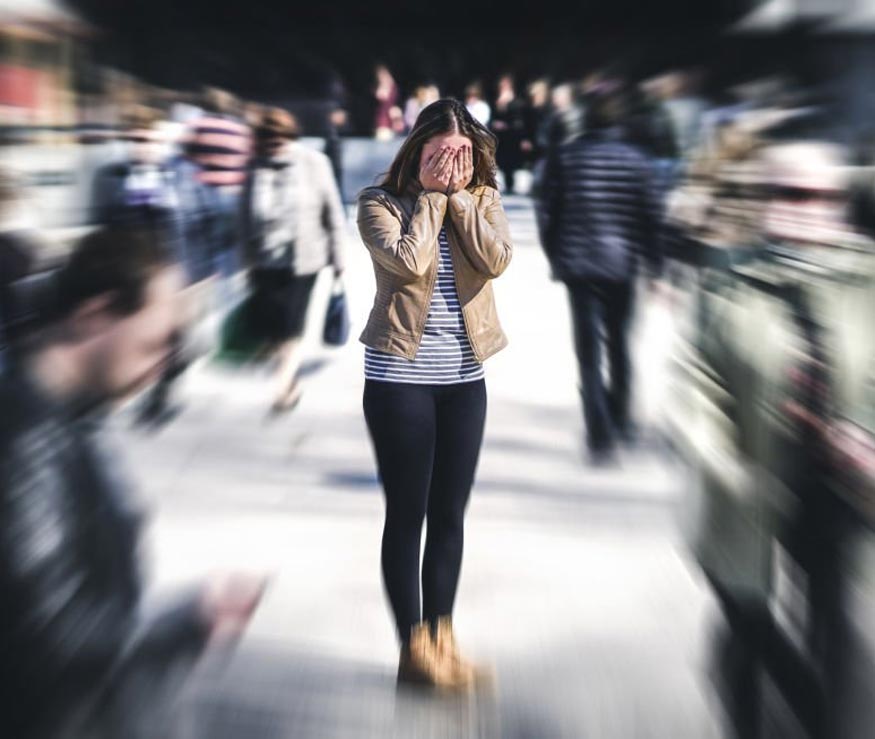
xmin=183 ymin=87 xmax=253 ymax=291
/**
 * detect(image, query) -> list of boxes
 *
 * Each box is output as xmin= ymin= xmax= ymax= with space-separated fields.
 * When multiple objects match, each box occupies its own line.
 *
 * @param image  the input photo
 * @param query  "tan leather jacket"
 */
xmin=357 ymin=184 xmax=513 ymax=361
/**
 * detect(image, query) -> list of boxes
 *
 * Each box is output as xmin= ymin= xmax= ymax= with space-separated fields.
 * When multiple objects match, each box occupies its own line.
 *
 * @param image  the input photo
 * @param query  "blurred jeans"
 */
xmin=566 ymin=279 xmax=635 ymax=451
xmin=209 ymin=186 xmax=243 ymax=307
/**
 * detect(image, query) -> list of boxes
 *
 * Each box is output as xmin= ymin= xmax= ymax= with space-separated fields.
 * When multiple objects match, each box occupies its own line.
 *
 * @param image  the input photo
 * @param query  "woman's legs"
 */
xmin=422 ymin=380 xmax=487 ymax=625
xmin=273 ymin=337 xmax=304 ymax=408
xmin=263 ymin=271 xmax=316 ymax=411
xmin=363 ymin=381 xmax=437 ymax=642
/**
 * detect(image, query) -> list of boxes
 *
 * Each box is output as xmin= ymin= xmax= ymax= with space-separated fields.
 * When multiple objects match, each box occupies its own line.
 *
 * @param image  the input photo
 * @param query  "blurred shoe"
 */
xmin=268 ymin=380 xmax=303 ymax=417
xmin=615 ymin=421 xmax=641 ymax=447
xmin=397 ymin=622 xmax=466 ymax=691
xmin=587 ymin=445 xmax=618 ymax=468
xmin=268 ymin=393 xmax=302 ymax=417
xmin=433 ymin=616 xmax=493 ymax=687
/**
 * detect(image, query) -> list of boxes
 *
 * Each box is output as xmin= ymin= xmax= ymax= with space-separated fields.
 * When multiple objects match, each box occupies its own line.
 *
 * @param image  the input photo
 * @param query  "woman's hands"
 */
xmin=420 ymin=144 xmax=473 ymax=195
xmin=447 ymin=144 xmax=473 ymax=195
xmin=419 ymin=145 xmax=454 ymax=193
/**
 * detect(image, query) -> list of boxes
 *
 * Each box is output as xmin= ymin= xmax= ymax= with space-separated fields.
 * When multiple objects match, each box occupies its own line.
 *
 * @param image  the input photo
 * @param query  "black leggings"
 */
xmin=363 ymin=379 xmax=487 ymax=643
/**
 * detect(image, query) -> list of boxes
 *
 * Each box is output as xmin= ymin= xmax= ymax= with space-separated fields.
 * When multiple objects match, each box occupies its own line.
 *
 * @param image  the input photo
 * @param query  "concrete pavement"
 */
xmin=115 ymin=196 xmax=726 ymax=738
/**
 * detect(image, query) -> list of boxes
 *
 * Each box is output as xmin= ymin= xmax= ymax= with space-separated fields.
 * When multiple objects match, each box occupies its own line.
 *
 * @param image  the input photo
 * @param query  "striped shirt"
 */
xmin=185 ymin=114 xmax=251 ymax=188
xmin=365 ymin=229 xmax=485 ymax=385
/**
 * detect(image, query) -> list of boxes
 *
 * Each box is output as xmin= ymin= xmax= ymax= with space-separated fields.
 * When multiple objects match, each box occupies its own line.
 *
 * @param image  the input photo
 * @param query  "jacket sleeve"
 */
xmin=535 ymin=146 xmax=562 ymax=263
xmin=446 ymin=188 xmax=513 ymax=278
xmin=356 ymin=189 xmax=446 ymax=280
xmin=318 ymin=154 xmax=347 ymax=272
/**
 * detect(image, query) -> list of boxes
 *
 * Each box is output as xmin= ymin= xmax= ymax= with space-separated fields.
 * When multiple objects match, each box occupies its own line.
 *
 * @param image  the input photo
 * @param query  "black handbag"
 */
xmin=323 ymin=277 xmax=350 ymax=346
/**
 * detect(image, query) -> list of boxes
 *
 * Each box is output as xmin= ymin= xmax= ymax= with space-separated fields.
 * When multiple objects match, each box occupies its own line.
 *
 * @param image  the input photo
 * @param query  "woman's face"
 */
xmin=419 ymin=133 xmax=472 ymax=170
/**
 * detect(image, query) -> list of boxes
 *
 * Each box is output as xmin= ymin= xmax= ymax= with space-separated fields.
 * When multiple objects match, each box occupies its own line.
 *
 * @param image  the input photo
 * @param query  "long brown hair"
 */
xmin=379 ymin=98 xmax=498 ymax=195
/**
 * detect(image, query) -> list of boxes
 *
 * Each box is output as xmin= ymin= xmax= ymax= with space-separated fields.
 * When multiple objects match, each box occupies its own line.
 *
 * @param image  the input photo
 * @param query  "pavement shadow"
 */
xmin=175 ymin=642 xmax=501 ymax=738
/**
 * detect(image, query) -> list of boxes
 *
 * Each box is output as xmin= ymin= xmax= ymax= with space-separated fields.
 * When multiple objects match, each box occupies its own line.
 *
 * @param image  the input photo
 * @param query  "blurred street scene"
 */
xmin=2 ymin=0 xmax=875 ymax=737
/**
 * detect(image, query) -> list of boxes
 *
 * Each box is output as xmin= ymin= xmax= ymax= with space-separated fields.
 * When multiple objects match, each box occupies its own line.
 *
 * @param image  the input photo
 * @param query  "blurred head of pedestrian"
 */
xmin=528 ymin=78 xmax=550 ymax=109
xmin=35 ymin=227 xmax=183 ymax=407
xmin=411 ymin=86 xmax=428 ymax=105
xmin=202 ymin=86 xmax=241 ymax=118
xmin=120 ymin=105 xmax=165 ymax=165
xmin=243 ymin=101 xmax=266 ymax=128
xmin=583 ymin=81 xmax=627 ymax=131
xmin=497 ymin=74 xmax=516 ymax=101
xmin=760 ymin=141 xmax=852 ymax=247
xmin=380 ymin=98 xmax=498 ymax=195
xmin=551 ymin=83 xmax=576 ymax=114
xmin=375 ymin=64 xmax=395 ymax=89
xmin=255 ymin=107 xmax=300 ymax=161
xmin=465 ymin=82 xmax=484 ymax=104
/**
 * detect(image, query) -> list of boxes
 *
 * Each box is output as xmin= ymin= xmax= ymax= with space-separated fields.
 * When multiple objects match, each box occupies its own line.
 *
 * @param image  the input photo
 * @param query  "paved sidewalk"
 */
xmin=116 ymin=196 xmax=725 ymax=738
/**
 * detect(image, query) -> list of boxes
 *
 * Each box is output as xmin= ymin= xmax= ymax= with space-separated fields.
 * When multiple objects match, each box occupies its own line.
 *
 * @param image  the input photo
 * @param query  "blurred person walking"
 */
xmin=405 ymin=84 xmax=441 ymax=133
xmin=373 ymin=64 xmax=403 ymax=141
xmin=491 ymin=74 xmax=526 ymax=194
xmin=184 ymin=87 xmax=252 ymax=295
xmin=242 ymin=108 xmax=346 ymax=414
xmin=536 ymin=86 xmax=661 ymax=463
xmin=89 ymin=106 xmax=178 ymax=231
xmin=545 ymin=82 xmax=585 ymax=148
xmin=324 ymin=72 xmax=352 ymax=194
xmin=357 ymin=99 xmax=512 ymax=690
xmin=523 ymin=78 xmax=551 ymax=165
xmin=682 ymin=140 xmax=875 ymax=739
xmin=530 ymin=82 xmax=585 ymax=200
xmin=90 ymin=106 xmax=226 ymax=427
xmin=89 ymin=107 xmax=203 ymax=427
xmin=464 ymin=82 xmax=491 ymax=127
xmin=0 ymin=227 xmax=265 ymax=739
xmin=659 ymin=70 xmax=708 ymax=162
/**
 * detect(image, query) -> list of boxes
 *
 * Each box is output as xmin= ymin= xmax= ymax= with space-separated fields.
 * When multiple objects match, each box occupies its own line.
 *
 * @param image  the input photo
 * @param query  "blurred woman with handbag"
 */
xmin=242 ymin=107 xmax=347 ymax=413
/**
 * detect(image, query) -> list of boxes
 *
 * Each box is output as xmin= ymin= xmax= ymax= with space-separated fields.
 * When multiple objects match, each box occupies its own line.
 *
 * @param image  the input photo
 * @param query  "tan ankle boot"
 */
xmin=433 ymin=616 xmax=493 ymax=686
xmin=397 ymin=622 xmax=463 ymax=690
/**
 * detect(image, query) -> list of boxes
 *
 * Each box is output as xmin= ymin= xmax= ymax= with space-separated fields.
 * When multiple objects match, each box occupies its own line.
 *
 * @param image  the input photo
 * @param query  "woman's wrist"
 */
xmin=420 ymin=187 xmax=448 ymax=198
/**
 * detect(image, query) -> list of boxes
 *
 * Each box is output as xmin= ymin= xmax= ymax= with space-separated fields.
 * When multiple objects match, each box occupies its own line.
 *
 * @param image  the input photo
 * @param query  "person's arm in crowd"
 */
xmin=535 ymin=143 xmax=562 ymax=266
xmin=318 ymin=153 xmax=347 ymax=276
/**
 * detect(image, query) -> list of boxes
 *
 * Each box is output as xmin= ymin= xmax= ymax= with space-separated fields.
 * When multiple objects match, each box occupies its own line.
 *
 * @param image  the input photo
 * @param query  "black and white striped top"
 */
xmin=365 ymin=229 xmax=485 ymax=385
